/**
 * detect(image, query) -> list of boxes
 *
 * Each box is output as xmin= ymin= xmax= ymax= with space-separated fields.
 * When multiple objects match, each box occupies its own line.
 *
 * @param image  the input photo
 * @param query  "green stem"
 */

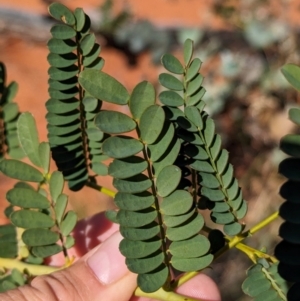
xmin=135 ymin=286 xmax=205 ymax=301
xmin=0 ymin=258 xmax=62 ymax=276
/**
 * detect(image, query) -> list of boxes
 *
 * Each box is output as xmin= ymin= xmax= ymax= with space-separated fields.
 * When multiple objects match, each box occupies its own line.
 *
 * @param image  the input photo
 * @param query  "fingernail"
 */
xmin=87 ymin=232 xmax=128 ymax=285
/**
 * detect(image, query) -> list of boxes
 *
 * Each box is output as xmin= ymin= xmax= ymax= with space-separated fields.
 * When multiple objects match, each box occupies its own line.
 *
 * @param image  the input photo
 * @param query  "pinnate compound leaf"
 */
xmin=60 ymin=211 xmax=77 ymax=236
xmin=6 ymin=188 xmax=49 ymax=209
xmin=11 ymin=210 xmax=54 ymax=228
xmin=0 ymin=159 xmax=44 ymax=182
xmin=22 ymin=228 xmax=59 ymax=246
xmin=281 ymin=63 xmax=300 ymax=91
xmin=171 ymin=254 xmax=213 ymax=272
xmin=156 ymin=165 xmax=181 ymax=197
xmin=95 ymin=111 xmax=136 ymax=134
xmin=161 ymin=54 xmax=184 ymax=74
xmin=160 ymin=190 xmax=193 ymax=215
xmin=102 ymin=136 xmax=143 ymax=159
xmin=54 ymin=194 xmax=68 ymax=223
xmin=139 ymin=105 xmax=165 ymax=144
xmin=48 ymin=3 xmax=75 ymax=25
xmin=79 ymin=69 xmax=129 ymax=105
xmin=49 ymin=171 xmax=64 ymax=202
xmin=137 ymin=265 xmax=168 ymax=293
xmin=17 ymin=113 xmax=41 ymax=167
xmin=32 ymin=244 xmax=62 ymax=258
xmin=39 ymin=142 xmax=50 ymax=174
xmin=129 ymin=81 xmax=155 ymax=120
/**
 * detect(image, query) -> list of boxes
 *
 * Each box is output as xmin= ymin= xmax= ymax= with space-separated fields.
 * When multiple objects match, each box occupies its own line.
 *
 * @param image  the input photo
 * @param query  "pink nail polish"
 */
xmin=87 ymin=232 xmax=129 ymax=285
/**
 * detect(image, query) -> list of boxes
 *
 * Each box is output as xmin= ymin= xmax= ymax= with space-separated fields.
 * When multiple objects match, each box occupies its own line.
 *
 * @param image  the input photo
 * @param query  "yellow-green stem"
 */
xmin=85 ymin=181 xmax=116 ymax=198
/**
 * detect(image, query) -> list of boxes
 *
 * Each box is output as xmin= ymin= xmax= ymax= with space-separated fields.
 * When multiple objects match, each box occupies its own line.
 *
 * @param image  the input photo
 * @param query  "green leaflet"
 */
xmin=281 ymin=63 xmax=300 ymax=91
xmin=139 ymin=105 xmax=165 ymax=144
xmin=17 ymin=113 xmax=41 ymax=167
xmin=201 ymin=187 xmax=225 ymax=201
xmin=108 ymin=156 xmax=148 ymax=179
xmin=6 ymin=188 xmax=49 ymax=209
xmin=186 ymin=58 xmax=202 ymax=81
xmin=39 ymin=142 xmax=51 ymax=174
xmin=184 ymin=106 xmax=203 ymax=129
xmin=119 ymin=237 xmax=162 ymax=259
xmin=47 ymin=53 xmax=77 ymax=68
xmin=156 ymin=165 xmax=182 ymax=197
xmin=159 ymin=73 xmax=184 ymax=91
xmin=83 ymin=44 xmax=101 ymax=67
xmin=48 ymin=65 xmax=78 ymax=81
xmin=166 ymin=214 xmax=204 ymax=241
xmin=120 ymin=223 xmax=160 ymax=241
xmin=161 ymin=54 xmax=184 ymax=74
xmin=279 ymin=158 xmax=300 ymax=181
xmin=45 ymin=98 xmax=78 ymax=114
xmin=280 ymin=134 xmax=300 ymax=157
xmin=10 ymin=210 xmax=54 ymax=228
xmin=80 ymin=34 xmax=96 ymax=56
xmin=48 ymin=3 xmax=75 ymax=25
xmin=47 ymin=38 xmax=77 ymax=54
xmin=74 ymin=8 xmax=85 ymax=31
xmin=79 ymin=69 xmax=130 ymax=105
xmin=54 ymin=194 xmax=68 ymax=223
xmin=171 ymin=254 xmax=213 ymax=272
xmin=186 ymin=74 xmax=204 ymax=96
xmin=3 ymin=103 xmax=18 ymax=122
xmin=49 ymin=171 xmax=64 ymax=202
xmin=50 ymin=24 xmax=76 ymax=39
xmin=60 ymin=211 xmax=77 ymax=236
xmin=152 ymin=138 xmax=181 ymax=176
xmin=95 ymin=111 xmax=136 ymax=134
xmin=169 ymin=235 xmax=210 ymax=258
xmin=147 ymin=122 xmax=175 ymax=162
xmin=117 ymin=208 xmax=157 ymax=227
xmin=129 ymin=81 xmax=156 ymax=120
xmin=289 ymin=108 xmax=300 ymax=126
xmin=186 ymin=87 xmax=206 ymax=107
xmin=90 ymin=162 xmax=108 ymax=176
xmin=203 ymin=116 xmax=215 ymax=147
xmin=183 ymin=39 xmax=194 ymax=66
xmin=114 ymin=192 xmax=155 ymax=211
xmin=113 ymin=174 xmax=152 ymax=194
xmin=102 ymin=136 xmax=143 ymax=159
xmin=159 ymin=90 xmax=184 ymax=107
xmin=22 ymin=228 xmax=59 ymax=246
xmin=126 ymin=251 xmax=164 ymax=274
xmin=0 ymin=159 xmax=44 ymax=182
xmin=137 ymin=265 xmax=169 ymax=293
xmin=32 ymin=244 xmax=62 ymax=258
xmin=160 ymin=190 xmax=193 ymax=215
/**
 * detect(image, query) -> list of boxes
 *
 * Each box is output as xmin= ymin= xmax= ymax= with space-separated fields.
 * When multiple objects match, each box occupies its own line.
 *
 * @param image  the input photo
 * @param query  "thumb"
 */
xmin=1 ymin=232 xmax=137 ymax=301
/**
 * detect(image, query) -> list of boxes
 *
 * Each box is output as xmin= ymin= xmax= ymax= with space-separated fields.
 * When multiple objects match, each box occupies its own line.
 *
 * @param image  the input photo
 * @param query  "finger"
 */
xmin=175 ymin=273 xmax=221 ymax=301
xmin=0 ymin=232 xmax=137 ymax=301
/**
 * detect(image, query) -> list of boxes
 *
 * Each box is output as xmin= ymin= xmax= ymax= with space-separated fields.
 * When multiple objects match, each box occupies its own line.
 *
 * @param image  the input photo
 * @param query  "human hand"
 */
xmin=0 ymin=214 xmax=221 ymax=301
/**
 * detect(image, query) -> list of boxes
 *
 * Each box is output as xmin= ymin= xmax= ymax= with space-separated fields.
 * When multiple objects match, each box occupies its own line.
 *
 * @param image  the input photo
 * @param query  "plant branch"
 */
xmin=247 ymin=211 xmax=279 ymax=236
xmin=135 ymin=286 xmax=205 ymax=301
xmin=0 ymin=258 xmax=62 ymax=276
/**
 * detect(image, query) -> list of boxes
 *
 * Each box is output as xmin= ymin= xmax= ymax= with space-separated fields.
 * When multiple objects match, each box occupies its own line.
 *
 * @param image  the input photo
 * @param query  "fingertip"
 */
xmin=175 ymin=274 xmax=221 ymax=301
